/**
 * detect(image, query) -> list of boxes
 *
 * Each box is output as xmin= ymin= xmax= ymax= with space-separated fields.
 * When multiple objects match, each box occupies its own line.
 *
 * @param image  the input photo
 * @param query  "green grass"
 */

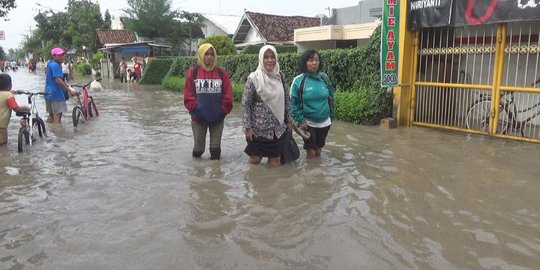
xmin=162 ymin=75 xmax=184 ymax=91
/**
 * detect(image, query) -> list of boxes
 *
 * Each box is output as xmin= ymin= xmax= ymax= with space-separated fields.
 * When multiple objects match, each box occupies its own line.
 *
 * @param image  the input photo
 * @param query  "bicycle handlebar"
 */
xmin=71 ymin=78 xmax=102 ymax=89
xmin=13 ymin=90 xmax=47 ymax=96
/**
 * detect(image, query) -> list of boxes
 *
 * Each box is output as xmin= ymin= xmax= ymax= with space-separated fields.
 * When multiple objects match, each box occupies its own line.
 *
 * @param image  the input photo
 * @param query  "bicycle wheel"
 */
xmin=17 ymin=127 xmax=29 ymax=153
xmin=32 ymin=117 xmax=47 ymax=140
xmin=90 ymin=98 xmax=99 ymax=117
xmin=87 ymin=101 xmax=93 ymax=118
xmin=87 ymin=98 xmax=99 ymax=118
xmin=72 ymin=106 xmax=85 ymax=127
xmin=466 ymin=100 xmax=509 ymax=134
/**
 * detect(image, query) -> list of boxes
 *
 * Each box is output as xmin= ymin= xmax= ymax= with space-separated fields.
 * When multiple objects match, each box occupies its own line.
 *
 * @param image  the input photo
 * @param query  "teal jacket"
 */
xmin=290 ymin=72 xmax=334 ymax=124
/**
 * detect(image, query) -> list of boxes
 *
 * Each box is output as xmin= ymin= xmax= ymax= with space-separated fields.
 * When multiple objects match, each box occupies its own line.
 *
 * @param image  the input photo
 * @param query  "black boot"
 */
xmin=192 ymin=150 xmax=203 ymax=158
xmin=209 ymin=148 xmax=221 ymax=160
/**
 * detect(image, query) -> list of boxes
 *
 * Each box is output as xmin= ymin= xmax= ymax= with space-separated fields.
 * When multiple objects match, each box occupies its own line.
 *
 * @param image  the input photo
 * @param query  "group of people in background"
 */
xmin=118 ymin=57 xmax=143 ymax=83
xmin=184 ymin=43 xmax=334 ymax=166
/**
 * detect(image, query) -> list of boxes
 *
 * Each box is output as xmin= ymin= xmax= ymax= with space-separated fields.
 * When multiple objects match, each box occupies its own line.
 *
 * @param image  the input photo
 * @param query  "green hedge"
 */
xmin=162 ymin=75 xmax=185 ymax=91
xmin=163 ymin=75 xmax=244 ymax=101
xmin=74 ymin=61 xmax=92 ymax=76
xmin=166 ymin=57 xmax=198 ymax=78
xmin=162 ymin=48 xmax=376 ymax=91
xmin=241 ymin=44 xmax=298 ymax=54
xmin=335 ymin=80 xmax=392 ymax=125
xmin=140 ymin=58 xmax=174 ymax=84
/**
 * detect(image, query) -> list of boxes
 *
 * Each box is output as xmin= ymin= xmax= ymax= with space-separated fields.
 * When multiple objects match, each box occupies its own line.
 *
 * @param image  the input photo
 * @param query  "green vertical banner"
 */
xmin=381 ymin=0 xmax=400 ymax=87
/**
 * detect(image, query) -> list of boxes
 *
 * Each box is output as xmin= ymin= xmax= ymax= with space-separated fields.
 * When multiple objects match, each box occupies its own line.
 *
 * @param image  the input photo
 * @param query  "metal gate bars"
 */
xmin=412 ymin=22 xmax=540 ymax=143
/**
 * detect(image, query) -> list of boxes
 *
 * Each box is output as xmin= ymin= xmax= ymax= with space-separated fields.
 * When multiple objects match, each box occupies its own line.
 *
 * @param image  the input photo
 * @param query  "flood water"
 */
xmin=1 ymin=71 xmax=539 ymax=270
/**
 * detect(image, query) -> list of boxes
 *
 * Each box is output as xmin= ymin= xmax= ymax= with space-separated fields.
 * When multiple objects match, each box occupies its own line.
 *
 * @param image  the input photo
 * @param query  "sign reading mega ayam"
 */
xmin=381 ymin=0 xmax=400 ymax=87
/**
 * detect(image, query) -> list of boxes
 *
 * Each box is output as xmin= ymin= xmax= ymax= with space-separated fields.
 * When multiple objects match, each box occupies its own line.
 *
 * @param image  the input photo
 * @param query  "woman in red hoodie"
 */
xmin=183 ymin=43 xmax=233 ymax=160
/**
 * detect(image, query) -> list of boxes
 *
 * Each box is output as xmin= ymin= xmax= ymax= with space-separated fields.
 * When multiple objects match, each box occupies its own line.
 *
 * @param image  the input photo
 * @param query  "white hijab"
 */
xmin=248 ymin=45 xmax=285 ymax=125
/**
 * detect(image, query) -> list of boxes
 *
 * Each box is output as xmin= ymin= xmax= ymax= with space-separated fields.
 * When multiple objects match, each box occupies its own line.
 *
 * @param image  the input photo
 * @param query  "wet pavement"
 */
xmin=1 ymin=70 xmax=539 ymax=269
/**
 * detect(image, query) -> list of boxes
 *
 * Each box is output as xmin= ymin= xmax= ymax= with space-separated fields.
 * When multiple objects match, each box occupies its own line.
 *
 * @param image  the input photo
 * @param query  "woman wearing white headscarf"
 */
xmin=242 ymin=45 xmax=292 ymax=166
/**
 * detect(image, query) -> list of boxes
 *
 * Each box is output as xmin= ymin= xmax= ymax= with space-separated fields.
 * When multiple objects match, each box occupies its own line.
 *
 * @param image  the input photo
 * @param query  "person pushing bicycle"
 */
xmin=44 ymin=47 xmax=77 ymax=124
xmin=0 ymin=74 xmax=30 ymax=145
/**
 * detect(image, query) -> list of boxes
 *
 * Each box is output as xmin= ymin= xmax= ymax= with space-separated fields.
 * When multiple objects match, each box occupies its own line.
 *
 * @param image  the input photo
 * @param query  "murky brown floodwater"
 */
xmin=1 ymin=70 xmax=539 ymax=270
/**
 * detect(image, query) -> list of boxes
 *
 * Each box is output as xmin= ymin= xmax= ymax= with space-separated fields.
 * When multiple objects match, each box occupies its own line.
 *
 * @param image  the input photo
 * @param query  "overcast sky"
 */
xmin=0 ymin=0 xmax=359 ymax=50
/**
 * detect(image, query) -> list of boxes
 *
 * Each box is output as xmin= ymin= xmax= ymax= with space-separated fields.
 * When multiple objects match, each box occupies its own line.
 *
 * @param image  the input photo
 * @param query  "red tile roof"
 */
xmin=244 ymin=12 xmax=321 ymax=42
xmin=95 ymin=29 xmax=137 ymax=47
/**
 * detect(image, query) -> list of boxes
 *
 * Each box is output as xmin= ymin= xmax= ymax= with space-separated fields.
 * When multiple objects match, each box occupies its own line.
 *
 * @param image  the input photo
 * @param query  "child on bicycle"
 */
xmin=0 ymin=74 xmax=29 ymax=145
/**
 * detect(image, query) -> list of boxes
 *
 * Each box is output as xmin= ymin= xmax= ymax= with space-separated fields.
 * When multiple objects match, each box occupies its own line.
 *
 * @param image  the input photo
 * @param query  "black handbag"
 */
xmin=63 ymin=90 xmax=69 ymax=100
xmin=280 ymin=131 xmax=300 ymax=164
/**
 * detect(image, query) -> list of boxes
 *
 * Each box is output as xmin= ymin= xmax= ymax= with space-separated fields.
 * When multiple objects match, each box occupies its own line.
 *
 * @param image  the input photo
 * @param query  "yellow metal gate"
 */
xmin=412 ymin=22 xmax=540 ymax=143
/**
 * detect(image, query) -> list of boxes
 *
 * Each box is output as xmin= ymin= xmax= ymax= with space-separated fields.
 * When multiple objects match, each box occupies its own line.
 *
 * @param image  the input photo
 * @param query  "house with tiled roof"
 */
xmin=232 ymin=11 xmax=321 ymax=48
xmin=294 ymin=0 xmax=382 ymax=52
xmin=94 ymin=29 xmax=137 ymax=48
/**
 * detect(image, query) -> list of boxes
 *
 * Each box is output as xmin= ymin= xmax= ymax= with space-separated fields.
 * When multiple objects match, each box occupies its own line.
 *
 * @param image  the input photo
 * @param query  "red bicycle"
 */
xmin=71 ymin=79 xmax=101 ymax=127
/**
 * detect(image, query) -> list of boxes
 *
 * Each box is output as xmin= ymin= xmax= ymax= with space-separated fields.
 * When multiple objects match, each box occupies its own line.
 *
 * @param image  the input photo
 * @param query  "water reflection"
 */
xmin=0 ymin=71 xmax=539 ymax=269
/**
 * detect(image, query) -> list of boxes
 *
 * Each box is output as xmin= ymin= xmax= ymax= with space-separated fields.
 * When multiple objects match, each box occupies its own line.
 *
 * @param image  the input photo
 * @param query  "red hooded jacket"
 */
xmin=183 ymin=66 xmax=233 ymax=123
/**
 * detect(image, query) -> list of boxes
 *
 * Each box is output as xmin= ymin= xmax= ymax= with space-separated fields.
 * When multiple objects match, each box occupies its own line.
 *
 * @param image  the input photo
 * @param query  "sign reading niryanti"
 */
xmin=408 ymin=0 xmax=453 ymax=30
xmin=381 ymin=0 xmax=400 ymax=87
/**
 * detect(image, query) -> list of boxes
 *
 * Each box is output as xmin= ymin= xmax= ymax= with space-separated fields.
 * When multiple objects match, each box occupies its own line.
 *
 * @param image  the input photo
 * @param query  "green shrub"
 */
xmin=198 ymin=35 xmax=236 ymax=55
xmin=162 ymin=75 xmax=184 ymax=91
xmin=167 ymin=56 xmax=198 ymax=77
xmin=232 ymin=81 xmax=244 ymax=102
xmin=334 ymin=83 xmax=392 ymax=125
xmin=91 ymin=51 xmax=104 ymax=72
xmin=241 ymin=44 xmax=298 ymax=54
xmin=140 ymin=58 xmax=174 ymax=84
xmin=74 ymin=61 xmax=92 ymax=76
xmin=164 ymin=74 xmax=245 ymax=102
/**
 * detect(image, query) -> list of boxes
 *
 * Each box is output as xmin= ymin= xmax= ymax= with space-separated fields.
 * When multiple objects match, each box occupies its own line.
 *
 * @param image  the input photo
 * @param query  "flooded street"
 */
xmin=1 ymin=71 xmax=539 ymax=269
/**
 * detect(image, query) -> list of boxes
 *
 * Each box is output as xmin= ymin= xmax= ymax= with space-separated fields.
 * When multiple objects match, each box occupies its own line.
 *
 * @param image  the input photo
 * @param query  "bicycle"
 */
xmin=71 ymin=79 xmax=101 ymax=127
xmin=13 ymin=90 xmax=47 ymax=153
xmin=466 ymin=78 xmax=540 ymax=136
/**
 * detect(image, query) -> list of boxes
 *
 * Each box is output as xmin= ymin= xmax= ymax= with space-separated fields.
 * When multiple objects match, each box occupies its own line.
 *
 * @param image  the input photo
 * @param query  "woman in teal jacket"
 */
xmin=290 ymin=49 xmax=334 ymax=159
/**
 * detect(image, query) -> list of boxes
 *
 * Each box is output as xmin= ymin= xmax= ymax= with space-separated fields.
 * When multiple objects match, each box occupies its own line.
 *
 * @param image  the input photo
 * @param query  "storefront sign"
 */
xmin=454 ymin=0 xmax=540 ymax=26
xmin=381 ymin=0 xmax=400 ymax=87
xmin=408 ymin=0 xmax=453 ymax=30
xmin=409 ymin=0 xmax=540 ymax=29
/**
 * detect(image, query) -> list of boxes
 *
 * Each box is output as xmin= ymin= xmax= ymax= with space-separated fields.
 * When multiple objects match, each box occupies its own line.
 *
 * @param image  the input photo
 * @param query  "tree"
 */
xmin=0 ymin=46 xmax=5 ymax=60
xmin=7 ymin=48 xmax=15 ymax=59
xmin=122 ymin=0 xmax=179 ymax=39
xmin=179 ymin=11 xmax=202 ymax=56
xmin=0 ymin=0 xmax=16 ymax=18
xmin=198 ymin=35 xmax=236 ymax=55
xmin=103 ymin=9 xmax=112 ymax=29
xmin=22 ymin=0 xmax=106 ymax=60
xmin=65 ymin=0 xmax=104 ymax=53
